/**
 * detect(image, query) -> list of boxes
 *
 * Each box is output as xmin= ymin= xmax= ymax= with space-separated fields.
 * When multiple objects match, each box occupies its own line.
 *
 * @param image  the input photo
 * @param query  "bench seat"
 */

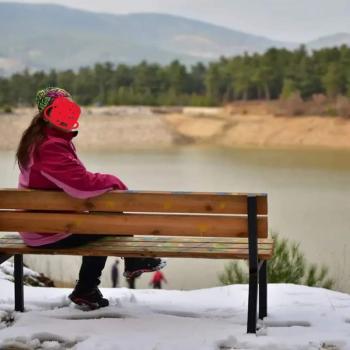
xmin=0 ymin=234 xmax=274 ymax=259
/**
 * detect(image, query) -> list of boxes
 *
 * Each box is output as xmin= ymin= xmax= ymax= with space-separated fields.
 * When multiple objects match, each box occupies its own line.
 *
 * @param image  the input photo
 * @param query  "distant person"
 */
xmin=150 ymin=270 xmax=167 ymax=289
xmin=111 ymin=259 xmax=120 ymax=288
xmin=15 ymin=87 xmax=166 ymax=309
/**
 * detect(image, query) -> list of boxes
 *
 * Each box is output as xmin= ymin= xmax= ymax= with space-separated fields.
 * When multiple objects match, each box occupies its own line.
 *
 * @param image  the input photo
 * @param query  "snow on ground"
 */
xmin=0 ymin=263 xmax=350 ymax=350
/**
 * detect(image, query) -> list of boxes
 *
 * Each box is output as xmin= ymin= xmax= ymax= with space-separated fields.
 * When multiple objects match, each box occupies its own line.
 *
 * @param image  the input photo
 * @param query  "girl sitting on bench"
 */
xmin=15 ymin=87 xmax=166 ymax=309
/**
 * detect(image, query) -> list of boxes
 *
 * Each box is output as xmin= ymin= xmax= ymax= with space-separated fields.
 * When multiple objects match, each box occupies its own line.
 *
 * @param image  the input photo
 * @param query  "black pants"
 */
xmin=127 ymin=276 xmax=136 ymax=289
xmin=153 ymin=281 xmax=161 ymax=289
xmin=112 ymin=277 xmax=118 ymax=288
xmin=38 ymin=234 xmax=108 ymax=290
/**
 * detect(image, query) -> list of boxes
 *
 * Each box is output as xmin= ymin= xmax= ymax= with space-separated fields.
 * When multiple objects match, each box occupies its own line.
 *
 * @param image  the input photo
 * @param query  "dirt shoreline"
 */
xmin=1 ymin=106 xmax=350 ymax=151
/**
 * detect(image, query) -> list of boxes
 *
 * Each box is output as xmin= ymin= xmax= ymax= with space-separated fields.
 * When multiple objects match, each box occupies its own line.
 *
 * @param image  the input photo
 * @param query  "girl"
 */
xmin=16 ymin=87 xmax=165 ymax=309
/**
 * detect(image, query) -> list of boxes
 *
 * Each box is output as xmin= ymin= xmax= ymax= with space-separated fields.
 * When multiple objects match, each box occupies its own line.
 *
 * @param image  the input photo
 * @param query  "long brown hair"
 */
xmin=16 ymin=113 xmax=47 ymax=169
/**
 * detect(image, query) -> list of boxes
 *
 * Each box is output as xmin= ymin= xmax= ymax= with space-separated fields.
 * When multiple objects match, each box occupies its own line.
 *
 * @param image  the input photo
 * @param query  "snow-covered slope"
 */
xmin=0 ymin=261 xmax=54 ymax=287
xmin=0 ymin=266 xmax=350 ymax=349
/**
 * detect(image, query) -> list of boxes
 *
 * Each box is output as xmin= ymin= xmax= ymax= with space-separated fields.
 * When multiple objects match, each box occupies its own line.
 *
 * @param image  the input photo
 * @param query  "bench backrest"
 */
xmin=0 ymin=189 xmax=268 ymax=238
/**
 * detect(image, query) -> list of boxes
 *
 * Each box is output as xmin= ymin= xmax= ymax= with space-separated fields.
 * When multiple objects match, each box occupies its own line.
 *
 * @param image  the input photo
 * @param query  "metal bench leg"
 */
xmin=247 ymin=270 xmax=258 ymax=333
xmin=259 ymin=260 xmax=267 ymax=319
xmin=14 ymin=254 xmax=24 ymax=312
xmin=247 ymin=195 xmax=258 ymax=333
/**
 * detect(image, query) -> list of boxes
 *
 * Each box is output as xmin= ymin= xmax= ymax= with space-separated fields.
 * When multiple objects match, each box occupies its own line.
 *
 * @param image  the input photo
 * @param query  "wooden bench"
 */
xmin=0 ymin=189 xmax=273 ymax=333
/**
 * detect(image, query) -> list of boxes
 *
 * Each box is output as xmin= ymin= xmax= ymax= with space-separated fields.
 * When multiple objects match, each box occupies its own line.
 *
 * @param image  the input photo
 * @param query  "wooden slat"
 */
xmin=0 ymin=236 xmax=273 ymax=250
xmin=0 ymin=239 xmax=273 ymax=250
xmin=0 ymin=238 xmax=273 ymax=250
xmin=0 ymin=246 xmax=273 ymax=259
xmin=0 ymin=234 xmax=274 ymax=245
xmin=0 ymin=234 xmax=273 ymax=244
xmin=0 ymin=189 xmax=268 ymax=215
xmin=0 ymin=211 xmax=268 ymax=238
xmin=0 ymin=236 xmax=274 ymax=260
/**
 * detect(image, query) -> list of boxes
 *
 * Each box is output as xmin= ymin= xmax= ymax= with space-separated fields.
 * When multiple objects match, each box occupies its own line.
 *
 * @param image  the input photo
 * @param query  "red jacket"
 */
xmin=152 ymin=271 xmax=166 ymax=284
xmin=18 ymin=126 xmax=127 ymax=246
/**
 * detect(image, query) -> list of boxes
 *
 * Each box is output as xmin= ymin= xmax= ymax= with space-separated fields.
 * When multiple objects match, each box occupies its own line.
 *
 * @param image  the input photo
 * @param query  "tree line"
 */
xmin=1 ymin=45 xmax=350 ymax=107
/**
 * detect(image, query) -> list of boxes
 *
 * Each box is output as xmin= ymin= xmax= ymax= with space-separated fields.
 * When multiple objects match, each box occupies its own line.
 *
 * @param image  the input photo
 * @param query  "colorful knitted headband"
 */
xmin=36 ymin=87 xmax=71 ymax=112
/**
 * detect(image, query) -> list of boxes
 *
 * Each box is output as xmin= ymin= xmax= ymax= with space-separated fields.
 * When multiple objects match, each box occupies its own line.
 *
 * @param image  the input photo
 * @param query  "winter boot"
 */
xmin=69 ymin=285 xmax=109 ymax=310
xmin=123 ymin=257 xmax=167 ymax=279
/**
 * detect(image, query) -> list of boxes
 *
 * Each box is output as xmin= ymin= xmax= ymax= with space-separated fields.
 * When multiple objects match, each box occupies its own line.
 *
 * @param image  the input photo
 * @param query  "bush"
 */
xmin=2 ymin=105 xmax=13 ymax=113
xmin=218 ymin=233 xmax=334 ymax=289
xmin=309 ymin=94 xmax=328 ymax=115
xmin=277 ymin=92 xmax=305 ymax=116
xmin=335 ymin=95 xmax=350 ymax=118
xmin=324 ymin=106 xmax=337 ymax=117
xmin=188 ymin=94 xmax=216 ymax=107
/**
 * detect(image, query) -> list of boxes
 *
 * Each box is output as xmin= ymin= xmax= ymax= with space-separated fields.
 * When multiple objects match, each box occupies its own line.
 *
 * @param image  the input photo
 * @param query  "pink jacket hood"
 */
xmin=18 ymin=125 xmax=128 ymax=247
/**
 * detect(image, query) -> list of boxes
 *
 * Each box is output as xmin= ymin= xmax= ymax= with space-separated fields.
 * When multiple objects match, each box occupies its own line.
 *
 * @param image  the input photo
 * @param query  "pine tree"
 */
xmin=280 ymin=79 xmax=298 ymax=99
xmin=218 ymin=233 xmax=334 ymax=289
xmin=322 ymin=63 xmax=345 ymax=98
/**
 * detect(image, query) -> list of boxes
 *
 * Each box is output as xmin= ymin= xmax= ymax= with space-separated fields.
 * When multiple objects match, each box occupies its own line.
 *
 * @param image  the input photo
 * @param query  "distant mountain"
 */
xmin=0 ymin=2 xmax=292 ymax=75
xmin=307 ymin=33 xmax=350 ymax=50
xmin=0 ymin=3 xmax=349 ymax=76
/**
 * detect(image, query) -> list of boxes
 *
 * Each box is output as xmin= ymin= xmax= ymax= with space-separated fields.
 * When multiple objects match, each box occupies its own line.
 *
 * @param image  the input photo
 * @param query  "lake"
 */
xmin=1 ymin=146 xmax=349 ymax=292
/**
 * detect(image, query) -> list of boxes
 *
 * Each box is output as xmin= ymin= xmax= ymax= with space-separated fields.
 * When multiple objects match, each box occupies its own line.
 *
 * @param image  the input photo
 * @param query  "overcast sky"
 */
xmin=1 ymin=0 xmax=350 ymax=42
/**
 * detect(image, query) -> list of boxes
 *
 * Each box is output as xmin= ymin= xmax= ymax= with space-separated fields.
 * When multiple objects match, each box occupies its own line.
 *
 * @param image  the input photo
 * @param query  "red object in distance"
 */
xmin=43 ymin=97 xmax=81 ymax=131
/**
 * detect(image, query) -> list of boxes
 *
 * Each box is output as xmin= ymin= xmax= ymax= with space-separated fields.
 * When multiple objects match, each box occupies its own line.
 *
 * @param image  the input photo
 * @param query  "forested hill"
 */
xmin=1 ymin=46 xmax=350 ymax=107
xmin=0 ymin=2 xmax=291 ymax=75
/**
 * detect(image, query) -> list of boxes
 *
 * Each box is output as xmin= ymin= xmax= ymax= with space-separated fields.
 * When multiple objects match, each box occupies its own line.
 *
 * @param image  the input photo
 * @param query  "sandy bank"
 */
xmin=1 ymin=106 xmax=350 ymax=151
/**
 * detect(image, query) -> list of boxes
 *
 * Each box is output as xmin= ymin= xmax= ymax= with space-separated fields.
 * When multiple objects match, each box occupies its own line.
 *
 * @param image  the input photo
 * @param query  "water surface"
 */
xmin=1 ymin=147 xmax=349 ymax=292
